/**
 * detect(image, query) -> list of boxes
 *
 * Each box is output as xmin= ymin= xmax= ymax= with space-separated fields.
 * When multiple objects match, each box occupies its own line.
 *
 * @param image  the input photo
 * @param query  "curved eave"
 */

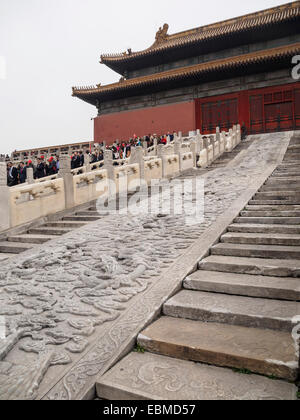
xmin=100 ymin=2 xmax=300 ymax=74
xmin=73 ymin=43 xmax=300 ymax=105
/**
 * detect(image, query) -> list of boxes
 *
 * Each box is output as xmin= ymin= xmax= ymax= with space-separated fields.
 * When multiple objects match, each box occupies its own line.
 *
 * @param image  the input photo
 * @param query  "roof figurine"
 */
xmin=154 ymin=23 xmax=169 ymax=46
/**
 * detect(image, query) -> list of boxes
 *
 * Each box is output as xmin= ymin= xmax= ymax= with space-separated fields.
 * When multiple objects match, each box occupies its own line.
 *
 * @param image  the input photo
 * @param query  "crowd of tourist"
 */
xmin=108 ymin=133 xmax=174 ymax=160
xmin=5 ymin=132 xmax=176 ymax=186
xmin=6 ymin=156 xmax=60 ymax=186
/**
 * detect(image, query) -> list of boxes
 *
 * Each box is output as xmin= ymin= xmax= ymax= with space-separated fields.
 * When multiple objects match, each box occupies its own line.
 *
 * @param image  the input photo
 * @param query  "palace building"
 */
xmin=72 ymin=1 xmax=300 ymax=143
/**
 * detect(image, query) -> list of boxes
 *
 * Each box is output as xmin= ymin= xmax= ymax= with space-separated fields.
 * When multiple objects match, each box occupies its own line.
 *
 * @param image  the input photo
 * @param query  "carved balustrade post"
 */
xmin=26 ymin=167 xmax=34 ymax=184
xmin=59 ymin=154 xmax=74 ymax=209
xmin=130 ymin=146 xmax=145 ymax=182
xmin=84 ymin=153 xmax=91 ymax=173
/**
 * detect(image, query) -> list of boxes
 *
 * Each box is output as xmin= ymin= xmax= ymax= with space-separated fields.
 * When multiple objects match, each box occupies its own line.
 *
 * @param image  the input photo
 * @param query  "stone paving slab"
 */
xmin=96 ymin=352 xmax=297 ymax=401
xmin=200 ymin=255 xmax=300 ymax=277
xmin=211 ymin=243 xmax=300 ymax=260
xmin=228 ymin=223 xmax=300 ymax=234
xmin=221 ymin=232 xmax=300 ymax=246
xmin=184 ymin=270 xmax=300 ymax=301
xmin=137 ymin=316 xmax=298 ymax=380
xmin=163 ymin=290 xmax=300 ymax=332
xmin=7 ymin=234 xmax=58 ymax=244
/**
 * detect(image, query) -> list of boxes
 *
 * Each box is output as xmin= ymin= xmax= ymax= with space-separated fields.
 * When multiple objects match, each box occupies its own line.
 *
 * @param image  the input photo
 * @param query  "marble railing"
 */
xmin=0 ymin=125 xmax=241 ymax=231
xmin=9 ymin=178 xmax=65 ymax=227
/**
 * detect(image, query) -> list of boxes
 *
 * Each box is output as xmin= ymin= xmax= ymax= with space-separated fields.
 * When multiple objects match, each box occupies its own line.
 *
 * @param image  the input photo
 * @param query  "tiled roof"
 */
xmin=73 ymin=42 xmax=300 ymax=98
xmin=100 ymin=1 xmax=300 ymax=64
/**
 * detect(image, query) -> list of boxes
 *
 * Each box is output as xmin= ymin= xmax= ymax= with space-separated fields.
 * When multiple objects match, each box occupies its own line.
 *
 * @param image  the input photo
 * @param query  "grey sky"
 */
xmin=0 ymin=0 xmax=288 ymax=154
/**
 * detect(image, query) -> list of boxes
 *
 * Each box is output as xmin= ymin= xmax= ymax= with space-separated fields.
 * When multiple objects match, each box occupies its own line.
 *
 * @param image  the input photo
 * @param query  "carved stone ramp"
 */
xmin=96 ymin=133 xmax=300 ymax=401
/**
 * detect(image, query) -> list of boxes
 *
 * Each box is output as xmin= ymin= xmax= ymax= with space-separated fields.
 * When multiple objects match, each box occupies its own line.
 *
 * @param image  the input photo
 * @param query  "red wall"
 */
xmin=94 ymin=101 xmax=196 ymax=144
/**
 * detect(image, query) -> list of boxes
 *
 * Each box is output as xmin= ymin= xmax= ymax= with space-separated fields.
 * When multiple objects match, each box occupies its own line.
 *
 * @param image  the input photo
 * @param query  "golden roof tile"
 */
xmin=73 ymin=42 xmax=300 ymax=98
xmin=100 ymin=1 xmax=300 ymax=63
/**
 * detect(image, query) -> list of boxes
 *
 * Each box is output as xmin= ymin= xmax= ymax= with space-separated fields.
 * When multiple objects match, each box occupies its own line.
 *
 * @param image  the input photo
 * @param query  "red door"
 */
xmin=265 ymin=102 xmax=294 ymax=132
xmin=249 ymin=95 xmax=264 ymax=134
xmin=250 ymin=88 xmax=295 ymax=133
xmin=197 ymin=82 xmax=300 ymax=135
xmin=201 ymin=98 xmax=238 ymax=133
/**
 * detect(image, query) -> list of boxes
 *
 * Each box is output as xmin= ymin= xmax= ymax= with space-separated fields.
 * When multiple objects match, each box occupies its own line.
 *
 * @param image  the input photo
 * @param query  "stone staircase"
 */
xmin=0 ymin=206 xmax=102 ymax=261
xmin=206 ymin=137 xmax=254 ymax=171
xmin=96 ymin=135 xmax=300 ymax=400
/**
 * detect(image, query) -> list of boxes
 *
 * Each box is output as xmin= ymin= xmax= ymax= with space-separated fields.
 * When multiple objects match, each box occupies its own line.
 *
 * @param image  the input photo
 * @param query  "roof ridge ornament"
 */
xmin=154 ymin=23 xmax=169 ymax=46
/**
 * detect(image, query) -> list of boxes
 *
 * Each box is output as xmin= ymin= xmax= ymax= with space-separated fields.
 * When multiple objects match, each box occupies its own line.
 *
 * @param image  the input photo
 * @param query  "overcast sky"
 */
xmin=0 ymin=0 xmax=288 ymax=154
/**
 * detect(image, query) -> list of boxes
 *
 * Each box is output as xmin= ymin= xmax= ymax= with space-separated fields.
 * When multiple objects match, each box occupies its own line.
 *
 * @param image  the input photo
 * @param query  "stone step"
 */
xmin=221 ymin=231 xmax=300 ymax=246
xmin=284 ymin=150 xmax=300 ymax=156
xmin=163 ymin=290 xmax=300 ymax=332
xmin=271 ymin=172 xmax=300 ymax=178
xmin=138 ymin=317 xmax=299 ymax=381
xmin=241 ymin=210 xmax=300 ymax=217
xmin=44 ymin=221 xmax=87 ymax=229
xmin=249 ymin=199 xmax=300 ymax=205
xmin=276 ymin=158 xmax=300 ymax=163
xmin=246 ymin=205 xmax=300 ymax=211
xmin=283 ymin=160 xmax=300 ymax=165
xmin=260 ymin=185 xmax=300 ymax=192
xmin=7 ymin=234 xmax=57 ymax=244
xmin=184 ymin=270 xmax=300 ymax=301
xmin=0 ymin=241 xmax=33 ymax=254
xmin=235 ymin=217 xmax=300 ymax=225
xmin=283 ymin=156 xmax=300 ymax=161
xmin=277 ymin=162 xmax=300 ymax=167
xmin=290 ymin=136 xmax=300 ymax=145
xmin=63 ymin=215 xmax=101 ymax=222
xmin=271 ymin=166 xmax=300 ymax=171
xmin=199 ymin=255 xmax=300 ymax=278
xmin=266 ymin=177 xmax=300 ymax=184
xmin=254 ymin=192 xmax=300 ymax=200
xmin=228 ymin=223 xmax=300 ymax=234
xmin=0 ymin=253 xmax=12 ymax=261
xmin=211 ymin=243 xmax=300 ymax=260
xmin=28 ymin=227 xmax=72 ymax=236
xmin=75 ymin=211 xmax=100 ymax=217
xmin=284 ymin=151 xmax=300 ymax=156
xmin=96 ymin=352 xmax=297 ymax=401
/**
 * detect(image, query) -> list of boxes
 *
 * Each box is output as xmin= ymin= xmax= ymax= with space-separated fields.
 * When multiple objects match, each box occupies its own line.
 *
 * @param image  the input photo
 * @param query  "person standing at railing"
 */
xmin=47 ymin=157 xmax=57 ymax=175
xmin=79 ymin=151 xmax=84 ymax=167
xmin=18 ymin=162 xmax=27 ymax=184
xmin=35 ymin=158 xmax=46 ymax=179
xmin=71 ymin=152 xmax=81 ymax=169
xmin=7 ymin=162 xmax=19 ymax=186
xmin=55 ymin=156 xmax=60 ymax=171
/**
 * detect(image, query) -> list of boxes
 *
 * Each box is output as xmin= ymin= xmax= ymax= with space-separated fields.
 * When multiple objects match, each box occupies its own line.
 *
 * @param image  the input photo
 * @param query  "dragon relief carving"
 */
xmin=0 ymin=211 xmax=187 ymax=400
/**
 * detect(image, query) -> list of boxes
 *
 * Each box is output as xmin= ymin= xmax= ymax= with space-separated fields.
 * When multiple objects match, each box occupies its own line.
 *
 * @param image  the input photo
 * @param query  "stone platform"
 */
xmin=0 ymin=132 xmax=294 ymax=400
